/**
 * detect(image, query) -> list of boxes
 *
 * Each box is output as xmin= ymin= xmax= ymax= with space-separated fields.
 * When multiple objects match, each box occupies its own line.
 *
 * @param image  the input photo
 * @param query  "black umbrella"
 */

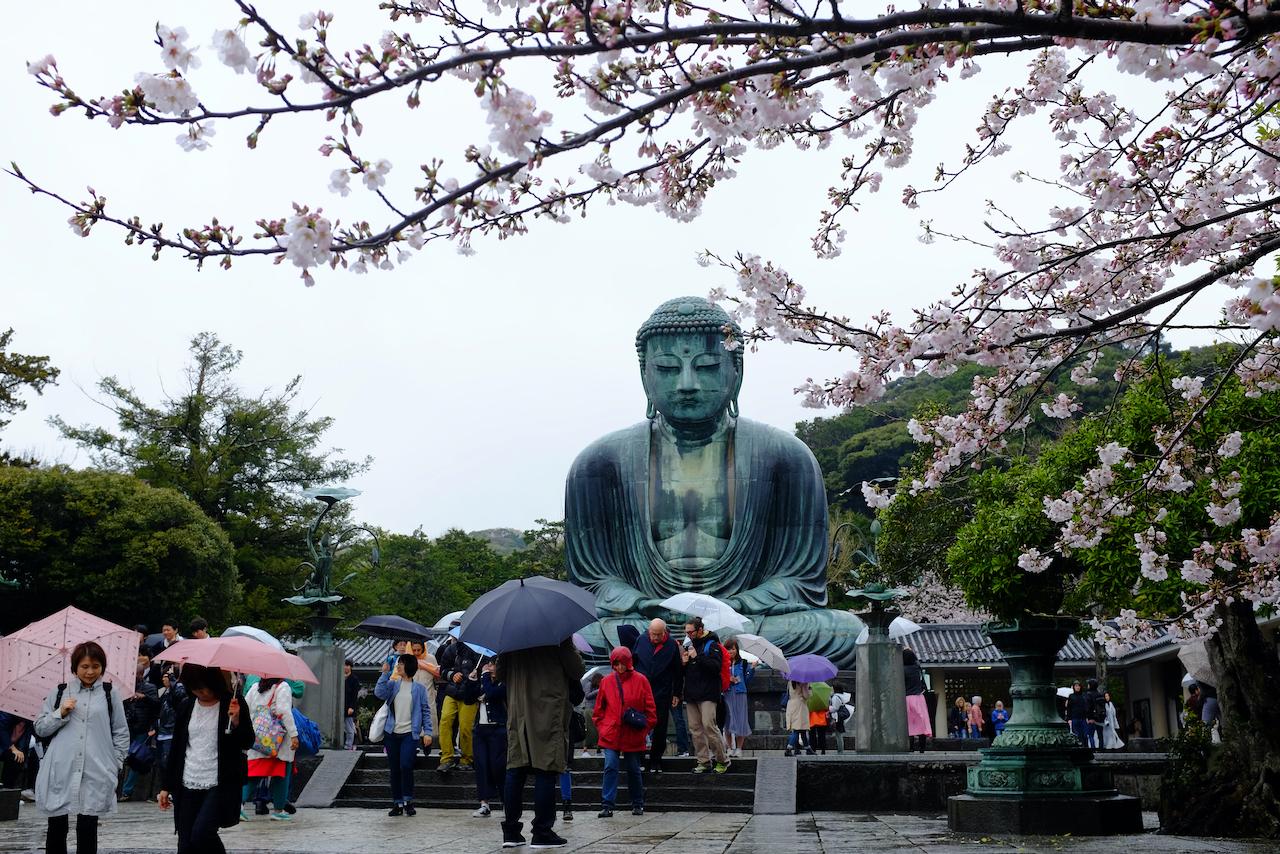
xmin=353 ymin=614 xmax=434 ymax=643
xmin=459 ymin=576 xmax=598 ymax=654
xmin=616 ymin=624 xmax=640 ymax=650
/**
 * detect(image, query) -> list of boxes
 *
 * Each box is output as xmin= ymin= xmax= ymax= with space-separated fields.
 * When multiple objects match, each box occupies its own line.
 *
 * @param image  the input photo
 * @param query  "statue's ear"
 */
xmin=729 ymin=364 xmax=743 ymax=417
xmin=646 ymin=398 xmax=657 ymax=420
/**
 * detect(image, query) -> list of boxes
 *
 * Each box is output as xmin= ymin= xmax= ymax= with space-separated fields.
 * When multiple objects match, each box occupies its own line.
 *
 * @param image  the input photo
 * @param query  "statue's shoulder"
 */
xmin=568 ymin=421 xmax=649 ymax=477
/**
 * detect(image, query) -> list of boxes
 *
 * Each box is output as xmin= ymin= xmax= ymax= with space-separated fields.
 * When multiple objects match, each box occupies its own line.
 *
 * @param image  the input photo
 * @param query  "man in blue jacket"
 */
xmin=629 ymin=619 xmax=684 ymax=773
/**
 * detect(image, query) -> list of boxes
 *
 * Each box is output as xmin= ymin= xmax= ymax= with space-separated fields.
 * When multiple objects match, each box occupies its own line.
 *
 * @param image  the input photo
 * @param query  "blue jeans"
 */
xmin=384 ymin=731 xmax=417 ymax=805
xmin=671 ymin=705 xmax=691 ymax=754
xmin=1069 ymin=718 xmax=1090 ymax=746
xmin=503 ymin=766 xmax=556 ymax=836
xmin=968 ymin=724 xmax=981 ymax=738
xmin=601 ymin=749 xmax=643 ymax=808
xmin=786 ymin=730 xmax=809 ymax=750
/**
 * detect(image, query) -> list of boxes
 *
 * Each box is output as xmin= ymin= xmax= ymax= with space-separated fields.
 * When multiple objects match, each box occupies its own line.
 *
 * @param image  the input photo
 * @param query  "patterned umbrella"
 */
xmin=0 ymin=606 xmax=139 ymax=720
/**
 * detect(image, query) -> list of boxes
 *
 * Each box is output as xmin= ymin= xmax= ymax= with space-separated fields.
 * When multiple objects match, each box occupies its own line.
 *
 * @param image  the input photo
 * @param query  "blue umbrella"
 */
xmin=459 ymin=576 xmax=598 ymax=654
xmin=448 ymin=625 xmax=497 ymax=658
xmin=353 ymin=614 xmax=434 ymax=642
xmin=783 ymin=653 xmax=838 ymax=683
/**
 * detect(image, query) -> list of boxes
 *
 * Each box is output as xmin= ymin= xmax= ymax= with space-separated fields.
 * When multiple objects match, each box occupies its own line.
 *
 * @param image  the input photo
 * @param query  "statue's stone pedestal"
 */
xmin=947 ymin=617 xmax=1141 ymax=835
xmin=948 ymin=792 xmax=1142 ymax=835
xmin=855 ymin=609 xmax=907 ymax=754
xmin=297 ymin=617 xmax=344 ymax=750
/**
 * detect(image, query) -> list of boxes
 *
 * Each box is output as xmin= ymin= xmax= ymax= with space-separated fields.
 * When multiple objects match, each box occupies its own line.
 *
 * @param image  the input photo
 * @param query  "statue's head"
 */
xmin=636 ymin=297 xmax=743 ymax=430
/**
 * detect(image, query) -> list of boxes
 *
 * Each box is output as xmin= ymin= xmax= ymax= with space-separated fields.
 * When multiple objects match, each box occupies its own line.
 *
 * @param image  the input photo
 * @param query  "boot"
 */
xmin=501 ymin=820 xmax=526 ymax=848
xmin=562 ymin=800 xmax=573 ymax=822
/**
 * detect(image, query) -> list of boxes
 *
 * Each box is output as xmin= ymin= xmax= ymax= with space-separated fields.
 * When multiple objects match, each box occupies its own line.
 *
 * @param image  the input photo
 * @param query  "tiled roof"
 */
xmin=335 ymin=636 xmax=396 ymax=667
xmin=906 ymin=623 xmax=1096 ymax=666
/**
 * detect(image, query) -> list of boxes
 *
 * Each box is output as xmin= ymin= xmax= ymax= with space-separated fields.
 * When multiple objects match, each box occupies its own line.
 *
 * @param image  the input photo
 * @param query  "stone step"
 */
xmin=336 ymin=781 xmax=753 ymax=803
xmin=337 ymin=751 xmax=756 ymax=812
xmin=358 ymin=754 xmax=758 ymax=774
xmin=330 ymin=798 xmax=751 ymax=813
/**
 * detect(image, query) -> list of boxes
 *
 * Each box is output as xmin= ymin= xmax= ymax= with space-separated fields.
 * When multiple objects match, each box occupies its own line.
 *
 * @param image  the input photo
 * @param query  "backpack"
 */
xmin=703 ymin=640 xmax=731 ymax=693
xmin=292 ymin=708 xmax=322 ymax=756
xmin=37 ymin=682 xmax=114 ymax=750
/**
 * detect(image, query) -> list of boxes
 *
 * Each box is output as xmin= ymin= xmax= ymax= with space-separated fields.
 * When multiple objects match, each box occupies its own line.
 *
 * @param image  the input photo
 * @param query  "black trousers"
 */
xmin=474 ymin=724 xmax=506 ymax=802
xmin=647 ymin=699 xmax=671 ymax=768
xmin=46 ymin=814 xmax=97 ymax=854
xmin=175 ymin=786 xmax=226 ymax=854
xmin=503 ymin=766 xmax=556 ymax=835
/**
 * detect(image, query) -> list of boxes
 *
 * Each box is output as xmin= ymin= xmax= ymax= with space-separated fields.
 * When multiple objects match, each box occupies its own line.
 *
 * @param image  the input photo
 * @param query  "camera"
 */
xmin=681 ymin=637 xmax=693 ymax=650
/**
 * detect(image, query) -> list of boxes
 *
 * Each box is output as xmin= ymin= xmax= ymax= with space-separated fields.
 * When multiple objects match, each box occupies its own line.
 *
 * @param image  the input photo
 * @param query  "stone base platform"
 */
xmin=947 ymin=792 xmax=1144 ymax=835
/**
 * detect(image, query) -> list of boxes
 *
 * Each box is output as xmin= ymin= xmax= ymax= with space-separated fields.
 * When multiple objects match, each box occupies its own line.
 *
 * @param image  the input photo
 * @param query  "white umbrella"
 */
xmin=433 ymin=610 xmax=466 ymax=630
xmin=855 ymin=616 xmax=921 ymax=645
xmin=1056 ymin=686 xmax=1072 ymax=698
xmin=731 ymin=633 xmax=789 ymax=670
xmin=1177 ymin=640 xmax=1216 ymax=687
xmin=1181 ymin=672 xmax=1197 ymax=688
xmin=659 ymin=592 xmax=750 ymax=632
xmin=221 ymin=625 xmax=284 ymax=651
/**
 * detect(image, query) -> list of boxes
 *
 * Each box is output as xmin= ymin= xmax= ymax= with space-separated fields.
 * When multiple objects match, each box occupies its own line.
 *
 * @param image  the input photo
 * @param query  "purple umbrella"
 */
xmin=783 ymin=653 xmax=837 ymax=683
xmin=571 ymin=632 xmax=593 ymax=654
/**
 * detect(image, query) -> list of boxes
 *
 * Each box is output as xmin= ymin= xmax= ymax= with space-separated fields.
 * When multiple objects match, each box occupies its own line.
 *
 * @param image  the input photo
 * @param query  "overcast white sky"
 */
xmin=1 ymin=4 xmax=1196 ymax=536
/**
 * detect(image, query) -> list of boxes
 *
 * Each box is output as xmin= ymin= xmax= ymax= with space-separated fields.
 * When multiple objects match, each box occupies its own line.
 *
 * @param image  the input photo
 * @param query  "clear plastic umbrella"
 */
xmin=855 ymin=616 xmax=921 ymax=644
xmin=731 ymin=633 xmax=789 ymax=670
xmin=659 ymin=592 xmax=749 ymax=632
xmin=221 ymin=625 xmax=284 ymax=650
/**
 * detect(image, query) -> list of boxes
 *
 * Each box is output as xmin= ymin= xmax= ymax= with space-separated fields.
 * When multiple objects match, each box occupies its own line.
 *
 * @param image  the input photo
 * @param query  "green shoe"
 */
xmin=692 ymin=763 xmax=710 ymax=773
xmin=713 ymin=762 xmax=729 ymax=774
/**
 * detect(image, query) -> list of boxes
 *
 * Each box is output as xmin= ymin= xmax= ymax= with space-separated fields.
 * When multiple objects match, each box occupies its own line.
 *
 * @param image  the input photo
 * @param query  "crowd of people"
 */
xmin=6 ymin=610 xmax=1179 ymax=852
xmin=349 ymin=615 xmax=763 ymax=848
xmin=4 ymin=616 xmax=327 ymax=854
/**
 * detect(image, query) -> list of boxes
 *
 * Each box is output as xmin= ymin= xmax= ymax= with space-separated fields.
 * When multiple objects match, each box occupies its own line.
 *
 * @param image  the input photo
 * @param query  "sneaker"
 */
xmin=597 ymin=807 xmax=614 ymax=818
xmin=501 ymin=820 xmax=527 ymax=847
xmin=404 ymin=803 xmax=417 ymax=816
xmin=677 ymin=751 xmax=693 ymax=758
xmin=239 ymin=810 xmax=250 ymax=822
xmin=530 ymin=831 xmax=568 ymax=849
xmin=631 ymin=806 xmax=644 ymax=816
xmin=713 ymin=762 xmax=729 ymax=774
xmin=784 ymin=748 xmax=794 ymax=757
xmin=458 ymin=763 xmax=474 ymax=772
xmin=692 ymin=763 xmax=710 ymax=774
xmin=388 ymin=805 xmax=404 ymax=817
xmin=19 ymin=790 xmax=35 ymax=803
xmin=473 ymin=804 xmax=491 ymax=818
xmin=562 ymin=801 xmax=573 ymax=821
xmin=269 ymin=811 xmax=292 ymax=821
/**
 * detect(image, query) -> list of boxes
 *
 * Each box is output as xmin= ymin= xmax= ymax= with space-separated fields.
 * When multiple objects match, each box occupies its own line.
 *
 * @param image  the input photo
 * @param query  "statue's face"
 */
xmin=643 ymin=332 xmax=740 ymax=428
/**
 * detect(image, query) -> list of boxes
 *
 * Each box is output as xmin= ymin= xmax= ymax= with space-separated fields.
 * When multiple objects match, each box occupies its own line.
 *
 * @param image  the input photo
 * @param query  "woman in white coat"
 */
xmin=33 ymin=641 xmax=129 ymax=854
xmin=240 ymin=677 xmax=298 ymax=821
xmin=1102 ymin=691 xmax=1125 ymax=750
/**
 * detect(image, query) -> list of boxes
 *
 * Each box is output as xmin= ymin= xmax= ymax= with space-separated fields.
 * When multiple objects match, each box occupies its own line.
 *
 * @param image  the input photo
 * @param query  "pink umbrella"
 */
xmin=0 ymin=606 xmax=140 ymax=720
xmin=154 ymin=636 xmax=318 ymax=684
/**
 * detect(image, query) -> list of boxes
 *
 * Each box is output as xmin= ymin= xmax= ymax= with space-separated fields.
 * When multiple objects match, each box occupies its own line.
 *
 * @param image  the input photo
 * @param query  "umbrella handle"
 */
xmin=225 ymin=675 xmax=241 ymax=735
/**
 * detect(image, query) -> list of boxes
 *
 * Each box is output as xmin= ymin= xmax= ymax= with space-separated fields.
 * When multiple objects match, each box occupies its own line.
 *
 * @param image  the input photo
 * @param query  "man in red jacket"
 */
xmin=592 ymin=647 xmax=657 ymax=818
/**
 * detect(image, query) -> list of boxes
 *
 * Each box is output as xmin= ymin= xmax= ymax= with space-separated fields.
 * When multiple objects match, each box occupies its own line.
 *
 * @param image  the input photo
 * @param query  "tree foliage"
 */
xmin=50 ymin=332 xmax=369 ymax=634
xmin=945 ymin=346 xmax=1280 ymax=628
xmin=342 ymin=527 xmax=521 ymax=629
xmin=0 ymin=329 xmax=59 ymax=462
xmin=0 ymin=466 xmax=238 ymax=632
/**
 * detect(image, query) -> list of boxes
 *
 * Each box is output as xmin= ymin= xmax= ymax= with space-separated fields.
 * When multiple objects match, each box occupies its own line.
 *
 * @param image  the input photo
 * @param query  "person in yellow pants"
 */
xmin=437 ymin=632 xmax=481 ymax=771
xmin=438 ymin=694 xmax=478 ymax=770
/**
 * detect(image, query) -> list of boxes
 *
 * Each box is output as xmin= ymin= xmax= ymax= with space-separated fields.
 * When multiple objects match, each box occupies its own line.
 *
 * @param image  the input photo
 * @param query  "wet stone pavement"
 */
xmin=0 ymin=803 xmax=1272 ymax=853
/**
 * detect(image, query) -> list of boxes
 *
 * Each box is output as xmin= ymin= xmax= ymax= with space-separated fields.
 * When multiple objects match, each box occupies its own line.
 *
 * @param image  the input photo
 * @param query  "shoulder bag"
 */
xmin=615 ymin=674 xmax=647 ymax=730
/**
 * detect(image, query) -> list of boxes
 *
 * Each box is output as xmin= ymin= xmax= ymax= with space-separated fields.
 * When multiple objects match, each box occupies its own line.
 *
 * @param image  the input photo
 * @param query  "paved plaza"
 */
xmin=0 ymin=803 xmax=1272 ymax=854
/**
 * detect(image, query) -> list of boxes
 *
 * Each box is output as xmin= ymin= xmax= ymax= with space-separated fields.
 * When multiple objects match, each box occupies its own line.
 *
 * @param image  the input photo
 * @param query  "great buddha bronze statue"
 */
xmin=565 ymin=297 xmax=861 ymax=667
